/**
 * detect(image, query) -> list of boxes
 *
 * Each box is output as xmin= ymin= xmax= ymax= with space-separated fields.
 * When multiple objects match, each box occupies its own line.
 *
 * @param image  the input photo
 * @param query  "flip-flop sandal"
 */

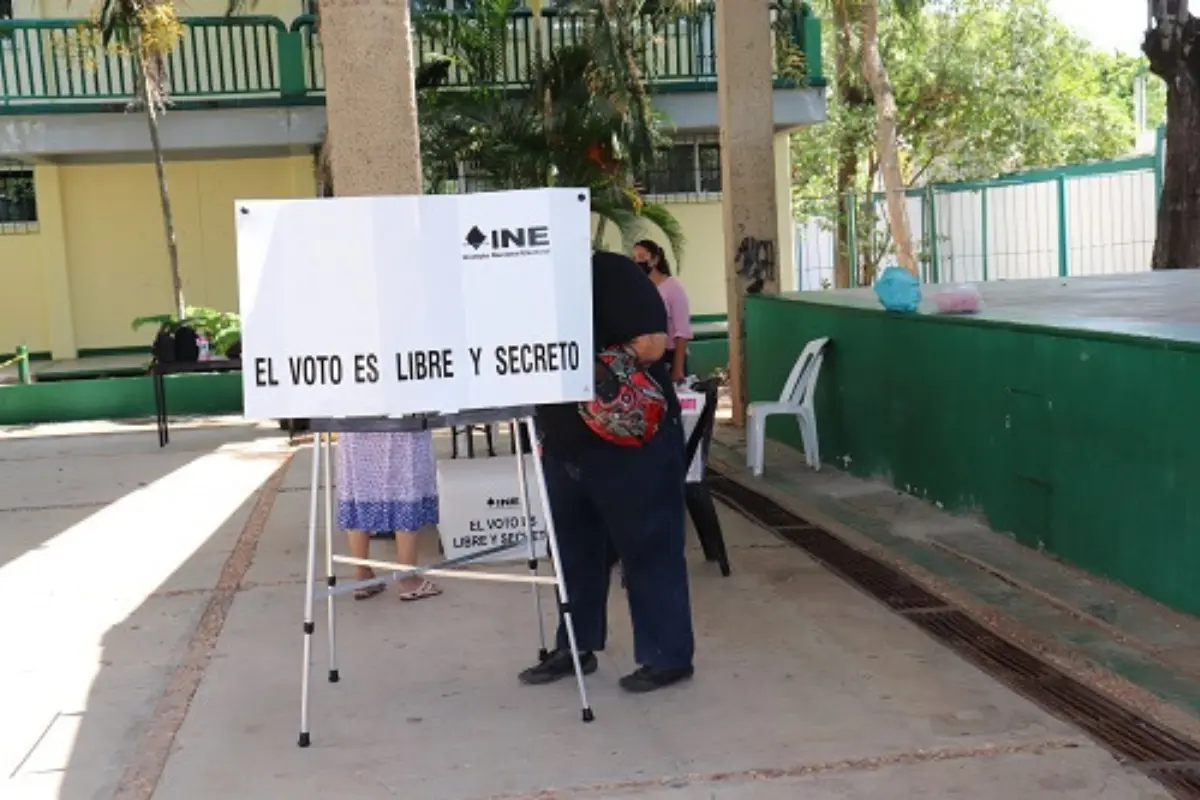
xmin=399 ymin=579 xmax=443 ymax=602
xmin=354 ymin=583 xmax=386 ymax=601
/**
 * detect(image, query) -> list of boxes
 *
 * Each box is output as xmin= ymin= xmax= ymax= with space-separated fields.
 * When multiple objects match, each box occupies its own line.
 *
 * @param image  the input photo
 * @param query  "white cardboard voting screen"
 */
xmin=436 ymin=455 xmax=549 ymax=564
xmin=235 ymin=188 xmax=594 ymax=419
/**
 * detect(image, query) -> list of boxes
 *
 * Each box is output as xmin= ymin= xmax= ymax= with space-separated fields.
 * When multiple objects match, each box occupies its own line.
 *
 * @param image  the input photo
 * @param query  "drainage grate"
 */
xmin=709 ymin=474 xmax=945 ymax=611
xmin=707 ymin=467 xmax=1200 ymax=799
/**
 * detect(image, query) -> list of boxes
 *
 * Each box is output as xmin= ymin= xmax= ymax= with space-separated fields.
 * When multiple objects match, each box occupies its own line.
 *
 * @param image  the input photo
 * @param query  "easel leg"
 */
xmin=513 ymin=420 xmax=548 ymax=662
xmin=323 ymin=433 xmax=339 ymax=682
xmin=299 ymin=434 xmax=322 ymax=747
xmin=523 ymin=417 xmax=594 ymax=722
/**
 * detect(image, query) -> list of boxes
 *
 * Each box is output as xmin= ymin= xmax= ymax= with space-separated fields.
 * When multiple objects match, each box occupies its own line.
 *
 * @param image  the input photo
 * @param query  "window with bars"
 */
xmin=0 ymin=166 xmax=38 ymax=232
xmin=639 ymin=140 xmax=723 ymax=199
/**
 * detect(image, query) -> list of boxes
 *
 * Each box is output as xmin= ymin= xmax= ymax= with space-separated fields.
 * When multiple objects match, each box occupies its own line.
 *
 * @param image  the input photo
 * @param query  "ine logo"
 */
xmin=463 ymin=225 xmax=552 ymax=261
xmin=486 ymin=496 xmax=522 ymax=509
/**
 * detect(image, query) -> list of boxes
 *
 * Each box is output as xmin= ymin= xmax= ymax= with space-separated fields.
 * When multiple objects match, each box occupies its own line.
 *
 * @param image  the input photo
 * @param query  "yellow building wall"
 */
xmin=0 ymin=228 xmax=53 ymax=354
xmin=597 ymin=132 xmax=796 ymax=316
xmin=596 ymin=202 xmax=726 ymax=315
xmin=59 ymin=155 xmax=314 ymax=350
xmin=0 ymin=155 xmax=315 ymax=356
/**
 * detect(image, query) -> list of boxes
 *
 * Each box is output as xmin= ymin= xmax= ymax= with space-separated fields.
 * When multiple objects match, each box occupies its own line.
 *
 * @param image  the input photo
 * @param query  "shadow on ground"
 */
xmin=0 ymin=422 xmax=291 ymax=800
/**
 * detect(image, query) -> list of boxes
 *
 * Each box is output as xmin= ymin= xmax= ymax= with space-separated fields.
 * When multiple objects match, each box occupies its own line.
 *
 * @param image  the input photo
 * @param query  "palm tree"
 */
xmin=88 ymin=0 xmax=188 ymax=318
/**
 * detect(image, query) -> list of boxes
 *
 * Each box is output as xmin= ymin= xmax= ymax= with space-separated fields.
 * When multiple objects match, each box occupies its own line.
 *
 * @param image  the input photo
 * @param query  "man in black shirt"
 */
xmin=521 ymin=251 xmax=695 ymax=693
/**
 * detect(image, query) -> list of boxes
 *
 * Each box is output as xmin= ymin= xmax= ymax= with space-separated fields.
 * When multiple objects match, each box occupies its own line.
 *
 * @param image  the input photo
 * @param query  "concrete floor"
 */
xmin=0 ymin=420 xmax=1176 ymax=799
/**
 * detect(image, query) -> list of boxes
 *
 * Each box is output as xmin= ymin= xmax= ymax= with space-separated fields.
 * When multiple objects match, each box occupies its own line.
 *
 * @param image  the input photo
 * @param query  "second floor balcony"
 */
xmin=0 ymin=5 xmax=823 ymax=114
xmin=0 ymin=4 xmax=825 ymax=159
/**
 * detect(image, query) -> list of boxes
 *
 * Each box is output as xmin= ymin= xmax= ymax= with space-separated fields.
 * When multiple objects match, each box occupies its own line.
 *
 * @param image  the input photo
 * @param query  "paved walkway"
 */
xmin=0 ymin=419 xmax=1182 ymax=799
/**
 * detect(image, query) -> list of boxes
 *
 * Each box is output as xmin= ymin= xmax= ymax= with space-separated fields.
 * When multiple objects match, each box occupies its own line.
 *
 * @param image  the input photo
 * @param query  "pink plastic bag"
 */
xmin=932 ymin=284 xmax=982 ymax=314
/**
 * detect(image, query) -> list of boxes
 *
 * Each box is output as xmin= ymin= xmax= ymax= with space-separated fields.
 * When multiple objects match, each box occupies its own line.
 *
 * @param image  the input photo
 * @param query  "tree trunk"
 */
xmin=319 ymin=0 xmax=423 ymax=197
xmin=531 ymin=0 xmax=555 ymax=185
xmin=1145 ymin=12 xmax=1200 ymax=269
xmin=858 ymin=0 xmax=918 ymax=276
xmin=316 ymin=134 xmax=334 ymax=197
xmin=832 ymin=0 xmax=859 ymax=289
xmin=715 ymin=0 xmax=779 ymax=427
xmin=835 ymin=155 xmax=857 ymax=288
xmin=138 ymin=54 xmax=185 ymax=320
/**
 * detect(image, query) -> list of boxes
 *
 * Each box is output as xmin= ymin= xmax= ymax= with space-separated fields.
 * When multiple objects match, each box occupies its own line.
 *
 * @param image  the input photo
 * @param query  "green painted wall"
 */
xmin=0 ymin=373 xmax=244 ymax=425
xmin=690 ymin=337 xmax=729 ymax=379
xmin=745 ymin=294 xmax=1200 ymax=616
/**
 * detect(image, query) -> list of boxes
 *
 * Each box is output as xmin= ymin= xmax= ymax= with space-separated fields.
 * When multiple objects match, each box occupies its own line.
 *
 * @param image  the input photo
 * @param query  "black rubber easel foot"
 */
xmin=581 ymin=708 xmax=595 ymax=723
xmin=298 ymin=732 xmax=311 ymax=748
xmin=328 ymin=669 xmax=340 ymax=683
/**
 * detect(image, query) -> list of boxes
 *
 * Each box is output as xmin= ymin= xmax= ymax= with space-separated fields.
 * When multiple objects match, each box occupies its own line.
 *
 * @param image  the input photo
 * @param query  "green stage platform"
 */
xmin=745 ymin=272 xmax=1200 ymax=616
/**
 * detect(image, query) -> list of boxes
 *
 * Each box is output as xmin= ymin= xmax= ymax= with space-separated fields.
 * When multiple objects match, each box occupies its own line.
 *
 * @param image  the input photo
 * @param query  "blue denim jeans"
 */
xmin=544 ymin=419 xmax=694 ymax=670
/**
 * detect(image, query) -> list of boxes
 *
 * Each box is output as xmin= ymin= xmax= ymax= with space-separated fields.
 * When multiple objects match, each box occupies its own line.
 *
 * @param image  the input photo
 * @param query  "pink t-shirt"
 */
xmin=657 ymin=276 xmax=692 ymax=344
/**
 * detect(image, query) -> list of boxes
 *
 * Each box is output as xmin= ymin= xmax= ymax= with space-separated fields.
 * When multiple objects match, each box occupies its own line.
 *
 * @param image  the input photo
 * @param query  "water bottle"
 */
xmin=198 ymin=335 xmax=210 ymax=361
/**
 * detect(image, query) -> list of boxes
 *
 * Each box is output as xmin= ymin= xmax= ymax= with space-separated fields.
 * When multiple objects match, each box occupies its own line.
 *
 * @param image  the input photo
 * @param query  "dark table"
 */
xmin=682 ymin=379 xmax=730 ymax=576
xmin=152 ymin=358 xmax=242 ymax=447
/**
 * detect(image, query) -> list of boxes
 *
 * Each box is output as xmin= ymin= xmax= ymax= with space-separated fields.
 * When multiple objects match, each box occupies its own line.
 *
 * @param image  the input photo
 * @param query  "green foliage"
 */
xmin=795 ymin=0 xmax=1151 ymax=213
xmin=132 ymin=306 xmax=242 ymax=355
xmin=412 ymin=0 xmax=686 ymax=264
xmin=1096 ymin=50 xmax=1166 ymax=132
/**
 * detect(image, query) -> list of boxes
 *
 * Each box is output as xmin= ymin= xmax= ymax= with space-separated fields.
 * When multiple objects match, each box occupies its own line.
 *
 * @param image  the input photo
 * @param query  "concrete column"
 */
xmin=717 ymin=0 xmax=779 ymax=424
xmin=317 ymin=0 xmax=422 ymax=197
xmin=33 ymin=165 xmax=78 ymax=359
xmin=774 ymin=132 xmax=796 ymax=292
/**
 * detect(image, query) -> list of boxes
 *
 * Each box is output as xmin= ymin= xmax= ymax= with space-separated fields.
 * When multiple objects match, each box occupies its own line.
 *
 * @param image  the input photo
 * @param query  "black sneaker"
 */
xmin=618 ymin=665 xmax=694 ymax=693
xmin=518 ymin=649 xmax=598 ymax=686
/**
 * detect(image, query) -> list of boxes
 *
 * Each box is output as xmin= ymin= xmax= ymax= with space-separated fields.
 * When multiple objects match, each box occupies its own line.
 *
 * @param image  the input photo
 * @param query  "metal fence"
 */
xmin=794 ymin=149 xmax=1164 ymax=291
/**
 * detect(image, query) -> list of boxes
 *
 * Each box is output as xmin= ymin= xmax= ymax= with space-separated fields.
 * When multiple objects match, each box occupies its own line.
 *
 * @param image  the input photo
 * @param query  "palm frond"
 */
xmin=590 ymin=200 xmax=640 ymax=250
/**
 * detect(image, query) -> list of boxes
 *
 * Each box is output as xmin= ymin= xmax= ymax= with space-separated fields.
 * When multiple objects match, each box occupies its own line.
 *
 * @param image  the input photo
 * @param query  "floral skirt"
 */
xmin=336 ymin=431 xmax=439 ymax=534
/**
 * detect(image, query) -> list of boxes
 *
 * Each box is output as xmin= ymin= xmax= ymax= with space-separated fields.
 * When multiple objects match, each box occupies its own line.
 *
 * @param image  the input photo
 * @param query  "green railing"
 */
xmin=1 ymin=4 xmax=822 ymax=113
xmin=0 ymin=16 xmax=311 ymax=110
xmin=299 ymin=3 xmax=824 ymax=93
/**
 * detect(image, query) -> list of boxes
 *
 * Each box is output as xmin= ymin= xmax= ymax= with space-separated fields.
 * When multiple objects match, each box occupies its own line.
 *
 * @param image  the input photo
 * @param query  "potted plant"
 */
xmin=132 ymin=306 xmax=242 ymax=362
xmin=185 ymin=307 xmax=242 ymax=360
xmin=133 ymin=312 xmax=199 ymax=364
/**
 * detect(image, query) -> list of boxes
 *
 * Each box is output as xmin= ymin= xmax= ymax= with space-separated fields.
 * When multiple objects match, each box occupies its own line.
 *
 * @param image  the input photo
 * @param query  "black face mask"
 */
xmin=636 ymin=261 xmax=652 ymax=275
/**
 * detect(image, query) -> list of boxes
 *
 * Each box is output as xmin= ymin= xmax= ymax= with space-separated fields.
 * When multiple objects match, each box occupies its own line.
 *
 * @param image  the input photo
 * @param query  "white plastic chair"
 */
xmin=746 ymin=336 xmax=829 ymax=477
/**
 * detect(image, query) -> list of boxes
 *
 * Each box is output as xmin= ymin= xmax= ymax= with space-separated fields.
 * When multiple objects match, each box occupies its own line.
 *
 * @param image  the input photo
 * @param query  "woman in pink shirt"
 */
xmin=633 ymin=239 xmax=692 ymax=384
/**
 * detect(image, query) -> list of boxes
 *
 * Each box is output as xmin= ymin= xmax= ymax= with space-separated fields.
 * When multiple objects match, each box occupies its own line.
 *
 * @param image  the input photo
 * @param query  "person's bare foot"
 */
xmin=353 ymin=568 xmax=384 ymax=601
